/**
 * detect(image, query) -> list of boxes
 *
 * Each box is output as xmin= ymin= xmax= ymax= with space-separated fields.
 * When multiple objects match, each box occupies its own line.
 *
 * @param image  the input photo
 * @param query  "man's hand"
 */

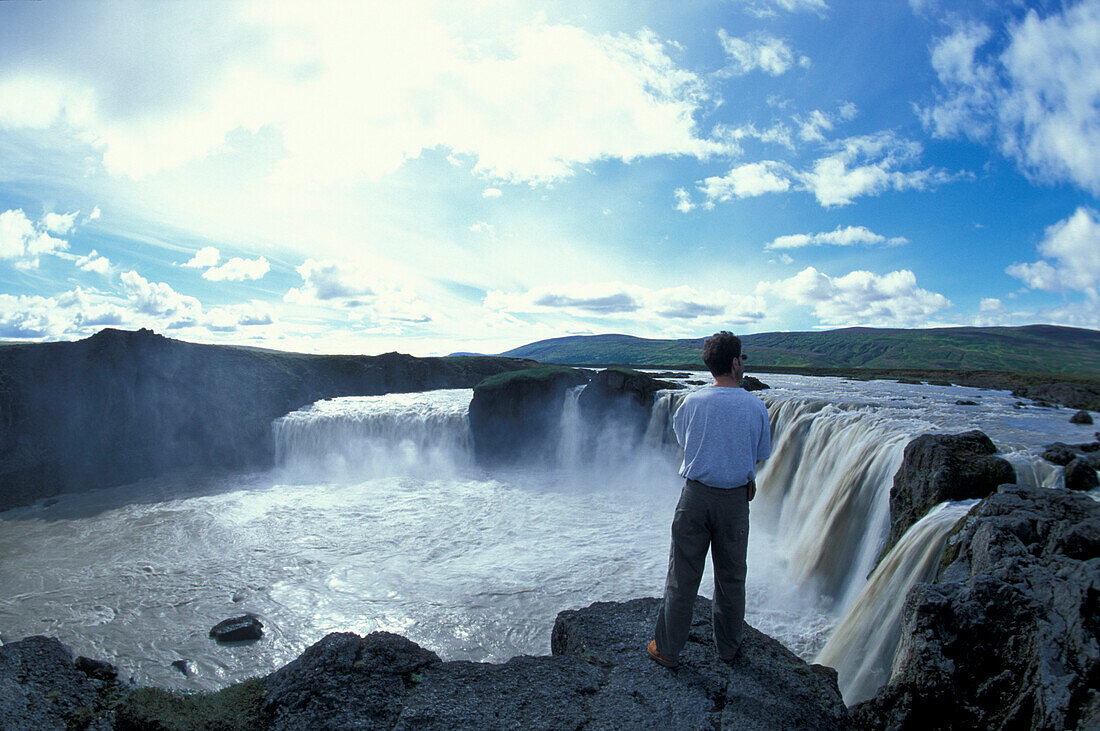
xmin=747 ymin=479 xmax=756 ymax=502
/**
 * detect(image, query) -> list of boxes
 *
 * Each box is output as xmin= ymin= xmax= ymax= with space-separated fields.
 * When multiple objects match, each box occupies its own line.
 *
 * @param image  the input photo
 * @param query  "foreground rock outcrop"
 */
xmin=853 ymin=484 xmax=1100 ymax=730
xmin=0 ymin=598 xmax=849 ymax=730
xmin=0 ymin=328 xmax=536 ymax=510
xmin=883 ymin=430 xmax=1016 ymax=557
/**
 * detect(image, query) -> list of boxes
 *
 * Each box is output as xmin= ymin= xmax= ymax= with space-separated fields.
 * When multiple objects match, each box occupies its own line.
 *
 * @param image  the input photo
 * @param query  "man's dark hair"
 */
xmin=702 ymin=331 xmax=742 ymax=377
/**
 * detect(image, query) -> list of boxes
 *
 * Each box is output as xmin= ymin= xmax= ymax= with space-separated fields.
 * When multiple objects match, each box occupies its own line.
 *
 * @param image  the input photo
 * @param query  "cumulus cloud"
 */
xmin=700 ymin=161 xmax=792 ymax=205
xmin=0 ymin=7 xmax=731 ymax=184
xmin=183 ymin=246 xmax=220 ymax=268
xmin=759 ymin=266 xmax=951 ymax=326
xmin=0 ymin=208 xmax=69 ymax=269
xmin=484 ymin=282 xmax=766 ymax=326
xmin=1006 ymin=207 xmax=1100 ymax=295
xmin=75 ymin=249 xmax=111 ymax=274
xmin=0 ymin=287 xmax=124 ymax=339
xmin=798 ymin=132 xmax=963 ymax=207
xmin=204 ymin=301 xmax=274 ymax=331
xmin=120 ymin=270 xmax=202 ymax=326
xmin=765 ymin=225 xmax=907 ymax=250
xmin=717 ymin=30 xmax=809 ymax=76
xmin=920 ymin=2 xmax=1100 ymax=196
xmin=286 ymin=259 xmax=375 ymax=303
xmin=202 ymin=255 xmax=270 ymax=281
xmin=87 ymin=206 xmax=101 ymax=221
xmin=482 ymin=188 xmax=502 ymax=198
xmin=469 ymin=221 xmax=496 ymax=236
xmin=43 ymin=210 xmax=78 ymax=235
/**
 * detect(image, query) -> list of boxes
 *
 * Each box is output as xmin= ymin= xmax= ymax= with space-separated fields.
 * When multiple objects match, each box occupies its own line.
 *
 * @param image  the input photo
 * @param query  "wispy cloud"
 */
xmin=717 ymin=30 xmax=810 ymax=76
xmin=765 ymin=225 xmax=908 ymax=250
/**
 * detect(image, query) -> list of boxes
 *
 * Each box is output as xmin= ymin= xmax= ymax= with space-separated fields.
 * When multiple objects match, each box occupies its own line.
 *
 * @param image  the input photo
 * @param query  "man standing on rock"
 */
xmin=648 ymin=331 xmax=771 ymax=668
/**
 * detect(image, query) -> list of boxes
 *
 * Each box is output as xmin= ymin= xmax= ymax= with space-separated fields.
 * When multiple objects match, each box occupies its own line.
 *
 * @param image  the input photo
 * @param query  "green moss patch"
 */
xmin=115 ymin=678 xmax=269 ymax=731
xmin=474 ymin=366 xmax=587 ymax=392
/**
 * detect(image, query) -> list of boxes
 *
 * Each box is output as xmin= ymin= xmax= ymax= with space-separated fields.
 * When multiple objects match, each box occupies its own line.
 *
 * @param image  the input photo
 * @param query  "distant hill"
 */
xmin=501 ymin=325 xmax=1100 ymax=375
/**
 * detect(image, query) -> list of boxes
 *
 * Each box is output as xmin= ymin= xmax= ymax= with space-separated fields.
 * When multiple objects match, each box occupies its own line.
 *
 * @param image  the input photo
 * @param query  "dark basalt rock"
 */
xmin=882 ymin=430 xmax=1016 ymax=558
xmin=467 ymin=366 xmax=589 ymax=464
xmin=74 ymin=655 xmax=117 ymax=681
xmin=1071 ymin=409 xmax=1095 ymax=424
xmin=170 ymin=659 xmax=192 ymax=676
xmin=955 ymin=399 xmax=978 ymax=406
xmin=1064 ymin=458 xmax=1100 ymax=491
xmin=741 ymin=375 xmax=770 ymax=391
xmin=0 ymin=635 xmax=115 ymax=731
xmin=1012 ymin=383 xmax=1100 ymax=411
xmin=852 ymin=485 xmax=1100 ymax=731
xmin=551 ymin=597 xmax=850 ymax=730
xmin=210 ymin=614 xmax=264 ymax=642
xmin=1043 ymin=442 xmax=1079 ymax=465
xmin=0 ymin=328 xmax=539 ymax=510
xmin=265 ymin=631 xmax=440 ymax=730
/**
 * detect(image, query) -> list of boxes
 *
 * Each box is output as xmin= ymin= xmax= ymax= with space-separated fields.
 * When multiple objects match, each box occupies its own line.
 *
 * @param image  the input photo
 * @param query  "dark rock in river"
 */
xmin=1071 ymin=409 xmax=1094 ymax=424
xmin=852 ymin=485 xmax=1100 ymax=731
xmin=1042 ymin=442 xmax=1079 ymax=465
xmin=883 ymin=430 xmax=1016 ymax=558
xmin=467 ymin=366 xmax=589 ymax=464
xmin=210 ymin=614 xmax=264 ymax=642
xmin=0 ymin=328 xmax=538 ymax=510
xmin=1064 ymin=458 xmax=1100 ymax=491
xmin=954 ymin=399 xmax=978 ymax=406
xmin=0 ymin=635 xmax=115 ymax=731
xmin=741 ymin=375 xmax=770 ymax=391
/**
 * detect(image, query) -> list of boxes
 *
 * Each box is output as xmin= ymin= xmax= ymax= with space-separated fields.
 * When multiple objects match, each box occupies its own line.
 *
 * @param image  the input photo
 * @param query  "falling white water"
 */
xmin=815 ymin=500 xmax=977 ymax=704
xmin=754 ymin=398 xmax=912 ymax=612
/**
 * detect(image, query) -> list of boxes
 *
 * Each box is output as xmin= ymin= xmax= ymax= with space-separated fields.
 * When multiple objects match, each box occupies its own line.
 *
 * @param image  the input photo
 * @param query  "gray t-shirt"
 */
xmin=673 ymin=385 xmax=772 ymax=489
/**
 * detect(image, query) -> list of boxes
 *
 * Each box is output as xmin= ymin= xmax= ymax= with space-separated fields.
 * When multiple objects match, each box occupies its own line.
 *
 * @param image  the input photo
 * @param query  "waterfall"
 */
xmin=273 ymin=389 xmax=475 ymax=480
xmin=755 ymin=397 xmax=913 ymax=611
xmin=555 ymin=385 xmax=587 ymax=467
xmin=814 ymin=500 xmax=977 ymax=704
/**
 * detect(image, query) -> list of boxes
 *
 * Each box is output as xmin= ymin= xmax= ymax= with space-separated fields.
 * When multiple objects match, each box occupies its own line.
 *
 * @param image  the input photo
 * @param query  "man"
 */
xmin=648 ymin=331 xmax=771 ymax=668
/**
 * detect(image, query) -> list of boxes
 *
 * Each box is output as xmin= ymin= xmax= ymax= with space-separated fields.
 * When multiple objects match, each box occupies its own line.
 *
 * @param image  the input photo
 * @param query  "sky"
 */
xmin=1 ymin=0 xmax=1098 ymax=356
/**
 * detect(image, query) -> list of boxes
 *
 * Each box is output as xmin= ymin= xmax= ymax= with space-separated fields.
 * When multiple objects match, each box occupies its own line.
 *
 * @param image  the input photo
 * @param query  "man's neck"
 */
xmin=713 ymin=373 xmax=741 ymax=388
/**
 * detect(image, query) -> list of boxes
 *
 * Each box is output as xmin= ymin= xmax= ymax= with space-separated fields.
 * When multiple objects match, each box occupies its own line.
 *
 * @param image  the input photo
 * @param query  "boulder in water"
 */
xmin=741 ymin=375 xmax=770 ymax=391
xmin=1071 ymin=409 xmax=1094 ymax=424
xmin=852 ymin=484 xmax=1100 ymax=730
xmin=1064 ymin=458 xmax=1099 ymax=491
xmin=210 ymin=614 xmax=263 ymax=642
xmin=467 ymin=366 xmax=589 ymax=464
xmin=883 ymin=430 xmax=1015 ymax=558
xmin=577 ymin=368 xmax=677 ymax=446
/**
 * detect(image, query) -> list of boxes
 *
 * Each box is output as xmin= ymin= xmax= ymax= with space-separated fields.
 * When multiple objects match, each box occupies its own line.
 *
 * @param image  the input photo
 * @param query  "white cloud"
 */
xmin=717 ymin=30 xmax=809 ymax=76
xmin=202 ymin=255 xmax=270 ymax=281
xmin=120 ymin=270 xmax=202 ymax=326
xmin=75 ymin=249 xmax=111 ymax=274
xmin=485 ymin=282 xmax=766 ymax=326
xmin=183 ymin=246 xmax=220 ymax=268
xmin=0 ymin=208 xmax=69 ymax=268
xmin=0 ymin=7 xmax=731 ymax=185
xmin=765 ymin=225 xmax=907 ymax=249
xmin=760 ymin=266 xmax=952 ymax=326
xmin=1006 ymin=207 xmax=1100 ymax=295
xmin=482 ymin=188 xmax=502 ymax=198
xmin=798 ymin=132 xmax=963 ymax=207
xmin=286 ymin=258 xmax=375 ymax=303
xmin=0 ymin=287 xmax=124 ymax=339
xmin=920 ymin=3 xmax=1100 ymax=196
xmin=700 ymin=161 xmax=792 ymax=205
xmin=674 ymin=187 xmax=696 ymax=213
xmin=470 ymin=221 xmax=496 ymax=236
xmin=204 ymin=301 xmax=274 ymax=331
xmin=87 ymin=206 xmax=101 ymax=221
xmin=43 ymin=210 xmax=78 ymax=235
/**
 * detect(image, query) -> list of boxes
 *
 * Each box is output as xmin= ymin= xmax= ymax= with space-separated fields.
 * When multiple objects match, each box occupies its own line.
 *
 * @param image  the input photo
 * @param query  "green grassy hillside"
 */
xmin=501 ymin=325 xmax=1100 ymax=375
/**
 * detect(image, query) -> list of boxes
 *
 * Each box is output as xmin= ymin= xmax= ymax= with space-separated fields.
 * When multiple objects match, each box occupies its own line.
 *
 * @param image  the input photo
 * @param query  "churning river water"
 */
xmin=0 ymin=373 xmax=1094 ymax=702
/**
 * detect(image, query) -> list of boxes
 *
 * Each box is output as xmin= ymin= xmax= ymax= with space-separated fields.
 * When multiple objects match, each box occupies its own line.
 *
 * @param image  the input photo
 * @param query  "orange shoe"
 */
xmin=647 ymin=640 xmax=678 ymax=668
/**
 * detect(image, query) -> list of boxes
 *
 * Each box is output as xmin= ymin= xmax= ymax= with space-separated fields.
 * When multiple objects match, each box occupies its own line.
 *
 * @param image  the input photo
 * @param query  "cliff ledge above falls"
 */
xmin=0 ymin=597 xmax=850 ymax=730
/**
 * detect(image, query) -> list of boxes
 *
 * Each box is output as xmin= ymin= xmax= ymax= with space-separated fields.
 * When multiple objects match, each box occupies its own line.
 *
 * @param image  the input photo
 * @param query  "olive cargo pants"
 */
xmin=654 ymin=478 xmax=750 ymax=661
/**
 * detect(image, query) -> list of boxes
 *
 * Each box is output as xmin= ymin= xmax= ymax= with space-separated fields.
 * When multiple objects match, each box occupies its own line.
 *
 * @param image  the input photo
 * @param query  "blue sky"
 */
xmin=1 ymin=0 xmax=1098 ymax=355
